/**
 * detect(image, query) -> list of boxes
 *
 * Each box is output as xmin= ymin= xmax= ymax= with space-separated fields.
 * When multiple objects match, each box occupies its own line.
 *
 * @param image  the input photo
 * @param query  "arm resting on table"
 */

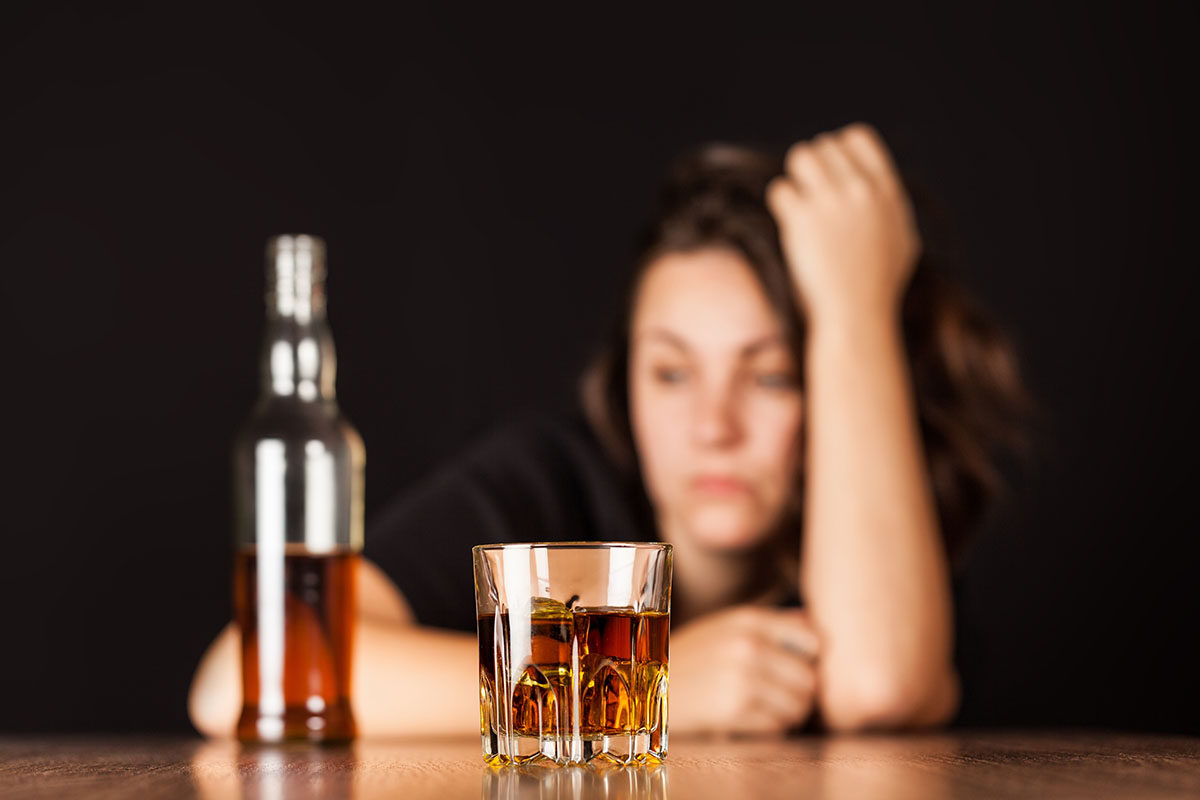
xmin=187 ymin=559 xmax=479 ymax=738
xmin=802 ymin=316 xmax=960 ymax=733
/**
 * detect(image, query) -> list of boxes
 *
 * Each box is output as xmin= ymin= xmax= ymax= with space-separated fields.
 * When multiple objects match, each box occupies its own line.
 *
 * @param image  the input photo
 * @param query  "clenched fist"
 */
xmin=668 ymin=605 xmax=821 ymax=735
xmin=766 ymin=123 xmax=921 ymax=327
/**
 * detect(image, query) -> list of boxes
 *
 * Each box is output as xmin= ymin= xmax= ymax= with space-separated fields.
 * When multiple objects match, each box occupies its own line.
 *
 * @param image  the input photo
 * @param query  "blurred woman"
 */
xmin=190 ymin=123 xmax=1027 ymax=736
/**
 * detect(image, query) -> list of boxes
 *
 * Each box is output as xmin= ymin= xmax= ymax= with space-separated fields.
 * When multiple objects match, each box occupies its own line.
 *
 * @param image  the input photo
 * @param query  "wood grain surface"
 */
xmin=1 ymin=730 xmax=1197 ymax=799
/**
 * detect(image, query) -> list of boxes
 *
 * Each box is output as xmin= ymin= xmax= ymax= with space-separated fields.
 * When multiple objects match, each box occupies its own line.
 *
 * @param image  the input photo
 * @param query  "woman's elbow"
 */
xmin=188 ymin=622 xmax=241 ymax=738
xmin=820 ymin=665 xmax=960 ymax=733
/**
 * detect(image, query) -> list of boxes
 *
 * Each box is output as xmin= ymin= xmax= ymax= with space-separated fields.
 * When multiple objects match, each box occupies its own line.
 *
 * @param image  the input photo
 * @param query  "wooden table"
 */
xmin=1 ymin=731 xmax=1198 ymax=799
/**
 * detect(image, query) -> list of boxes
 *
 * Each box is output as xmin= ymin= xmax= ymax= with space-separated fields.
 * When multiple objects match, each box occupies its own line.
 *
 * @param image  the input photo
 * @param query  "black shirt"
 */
xmin=363 ymin=412 xmax=658 ymax=632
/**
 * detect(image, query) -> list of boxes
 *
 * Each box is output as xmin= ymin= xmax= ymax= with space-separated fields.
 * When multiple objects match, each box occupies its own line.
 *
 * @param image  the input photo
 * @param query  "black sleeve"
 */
xmin=362 ymin=413 xmax=654 ymax=632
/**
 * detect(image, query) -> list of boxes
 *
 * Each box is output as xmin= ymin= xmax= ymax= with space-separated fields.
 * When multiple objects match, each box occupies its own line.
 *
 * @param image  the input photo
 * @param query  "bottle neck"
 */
xmin=260 ymin=314 xmax=337 ymax=402
xmin=267 ymin=265 xmax=326 ymax=322
xmin=260 ymin=235 xmax=337 ymax=404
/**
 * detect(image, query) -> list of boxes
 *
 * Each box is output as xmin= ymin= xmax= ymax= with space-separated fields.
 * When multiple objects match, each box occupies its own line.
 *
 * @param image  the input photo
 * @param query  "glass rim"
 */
xmin=472 ymin=541 xmax=671 ymax=553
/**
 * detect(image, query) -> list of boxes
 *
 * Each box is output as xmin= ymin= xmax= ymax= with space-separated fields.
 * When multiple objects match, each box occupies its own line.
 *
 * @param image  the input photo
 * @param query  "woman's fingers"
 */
xmin=669 ymin=605 xmax=822 ymax=735
xmin=787 ymin=127 xmax=885 ymax=195
xmin=751 ymin=676 xmax=814 ymax=729
xmin=784 ymin=140 xmax=832 ymax=192
xmin=756 ymin=668 xmax=809 ymax=711
xmin=765 ymin=175 xmax=804 ymax=226
xmin=761 ymin=645 xmax=818 ymax=696
xmin=750 ymin=648 xmax=817 ymax=730
xmin=749 ymin=610 xmax=821 ymax=728
xmin=759 ymin=608 xmax=821 ymax=661
xmin=839 ymin=122 xmax=902 ymax=192
xmin=812 ymin=132 xmax=867 ymax=189
xmin=768 ymin=122 xmax=920 ymax=321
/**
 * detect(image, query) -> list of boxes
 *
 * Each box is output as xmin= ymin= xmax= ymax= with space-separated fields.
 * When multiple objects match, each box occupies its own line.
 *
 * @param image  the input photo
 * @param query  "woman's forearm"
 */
xmin=801 ymin=312 xmax=957 ymax=731
xmin=188 ymin=619 xmax=479 ymax=738
xmin=353 ymin=618 xmax=478 ymax=736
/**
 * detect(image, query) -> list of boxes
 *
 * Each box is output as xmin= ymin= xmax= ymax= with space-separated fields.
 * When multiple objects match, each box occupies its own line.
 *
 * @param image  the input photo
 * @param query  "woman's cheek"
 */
xmin=650 ymin=393 xmax=693 ymax=487
xmin=749 ymin=393 xmax=804 ymax=486
xmin=632 ymin=385 xmax=688 ymax=506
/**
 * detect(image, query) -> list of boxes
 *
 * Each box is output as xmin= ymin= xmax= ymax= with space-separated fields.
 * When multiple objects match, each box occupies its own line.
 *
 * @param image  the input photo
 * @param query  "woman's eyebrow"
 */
xmin=636 ymin=328 xmax=785 ymax=357
xmin=637 ymin=328 xmax=691 ymax=352
xmin=741 ymin=335 xmax=787 ymax=357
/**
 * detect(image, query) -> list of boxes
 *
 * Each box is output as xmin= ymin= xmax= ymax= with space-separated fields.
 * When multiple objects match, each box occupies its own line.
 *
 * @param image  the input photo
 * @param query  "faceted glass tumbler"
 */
xmin=473 ymin=542 xmax=673 ymax=766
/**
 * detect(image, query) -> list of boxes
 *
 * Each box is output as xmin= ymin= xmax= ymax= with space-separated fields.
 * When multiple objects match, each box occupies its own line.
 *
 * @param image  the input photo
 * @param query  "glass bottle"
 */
xmin=233 ymin=234 xmax=364 ymax=743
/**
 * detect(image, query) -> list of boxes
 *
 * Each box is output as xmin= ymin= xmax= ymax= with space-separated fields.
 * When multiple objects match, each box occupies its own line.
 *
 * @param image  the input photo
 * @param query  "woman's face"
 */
xmin=629 ymin=247 xmax=804 ymax=552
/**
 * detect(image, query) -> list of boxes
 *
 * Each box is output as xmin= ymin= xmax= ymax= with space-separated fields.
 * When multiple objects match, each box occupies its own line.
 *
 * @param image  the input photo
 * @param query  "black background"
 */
xmin=2 ymin=2 xmax=1196 ymax=734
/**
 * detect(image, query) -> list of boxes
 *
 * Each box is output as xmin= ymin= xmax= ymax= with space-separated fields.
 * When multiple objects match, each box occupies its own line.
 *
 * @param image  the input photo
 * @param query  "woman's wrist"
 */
xmin=802 ymin=293 xmax=904 ymax=350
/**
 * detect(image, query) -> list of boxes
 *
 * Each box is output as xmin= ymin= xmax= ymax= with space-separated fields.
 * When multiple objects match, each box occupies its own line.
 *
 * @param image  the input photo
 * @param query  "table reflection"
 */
xmin=191 ymin=740 xmax=360 ymax=800
xmin=481 ymin=762 xmax=668 ymax=800
xmin=652 ymin=735 xmax=958 ymax=800
xmin=809 ymin=736 xmax=956 ymax=800
xmin=190 ymin=734 xmax=959 ymax=800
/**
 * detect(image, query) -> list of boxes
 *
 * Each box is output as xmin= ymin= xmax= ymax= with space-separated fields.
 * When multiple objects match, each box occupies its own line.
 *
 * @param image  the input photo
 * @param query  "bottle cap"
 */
xmin=265 ymin=234 xmax=326 ymax=320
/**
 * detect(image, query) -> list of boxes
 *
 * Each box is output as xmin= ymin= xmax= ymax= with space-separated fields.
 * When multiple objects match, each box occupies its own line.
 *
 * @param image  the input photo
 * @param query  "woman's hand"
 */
xmin=766 ymin=123 xmax=921 ymax=327
xmin=668 ymin=605 xmax=820 ymax=735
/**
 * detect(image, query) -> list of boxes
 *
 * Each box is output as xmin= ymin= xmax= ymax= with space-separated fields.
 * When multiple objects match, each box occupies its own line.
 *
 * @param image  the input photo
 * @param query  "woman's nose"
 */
xmin=692 ymin=385 xmax=742 ymax=448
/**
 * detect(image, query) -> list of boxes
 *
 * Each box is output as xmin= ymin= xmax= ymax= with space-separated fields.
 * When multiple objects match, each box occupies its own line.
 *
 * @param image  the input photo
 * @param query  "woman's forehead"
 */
xmin=631 ymin=248 xmax=785 ymax=351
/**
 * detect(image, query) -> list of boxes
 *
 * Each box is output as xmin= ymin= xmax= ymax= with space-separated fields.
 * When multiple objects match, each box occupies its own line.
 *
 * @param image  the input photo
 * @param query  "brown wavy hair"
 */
xmin=580 ymin=142 xmax=1030 ymax=561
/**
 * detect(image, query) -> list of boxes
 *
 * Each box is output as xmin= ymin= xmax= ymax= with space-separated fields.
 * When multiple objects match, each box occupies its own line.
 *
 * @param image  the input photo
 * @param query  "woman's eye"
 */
xmin=653 ymin=366 xmax=689 ymax=385
xmin=754 ymin=371 xmax=797 ymax=389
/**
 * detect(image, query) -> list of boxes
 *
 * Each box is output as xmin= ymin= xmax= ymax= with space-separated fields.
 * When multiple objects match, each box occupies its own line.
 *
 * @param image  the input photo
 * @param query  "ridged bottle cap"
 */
xmin=265 ymin=234 xmax=326 ymax=321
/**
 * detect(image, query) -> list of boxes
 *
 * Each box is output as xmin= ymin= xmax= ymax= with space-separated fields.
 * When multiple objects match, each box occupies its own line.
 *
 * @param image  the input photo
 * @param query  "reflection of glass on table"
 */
xmin=473 ymin=542 xmax=673 ymax=766
xmin=480 ymin=762 xmax=669 ymax=799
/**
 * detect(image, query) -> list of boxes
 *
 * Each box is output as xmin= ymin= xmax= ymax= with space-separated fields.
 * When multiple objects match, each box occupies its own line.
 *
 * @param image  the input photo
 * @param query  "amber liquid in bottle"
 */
xmin=234 ymin=235 xmax=365 ymax=743
xmin=235 ymin=546 xmax=358 ymax=741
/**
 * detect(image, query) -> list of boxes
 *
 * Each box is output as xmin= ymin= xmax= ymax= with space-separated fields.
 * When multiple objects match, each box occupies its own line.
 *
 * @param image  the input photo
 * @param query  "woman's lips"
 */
xmin=691 ymin=475 xmax=752 ymax=495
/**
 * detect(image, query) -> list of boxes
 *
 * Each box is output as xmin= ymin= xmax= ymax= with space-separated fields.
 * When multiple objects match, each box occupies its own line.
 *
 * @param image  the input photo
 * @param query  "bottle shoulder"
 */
xmin=234 ymin=399 xmax=362 ymax=452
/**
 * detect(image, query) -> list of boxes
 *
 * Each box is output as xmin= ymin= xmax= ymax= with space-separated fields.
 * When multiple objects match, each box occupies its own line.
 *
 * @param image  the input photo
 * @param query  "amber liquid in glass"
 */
xmin=234 ymin=546 xmax=358 ymax=742
xmin=478 ymin=607 xmax=669 ymax=755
